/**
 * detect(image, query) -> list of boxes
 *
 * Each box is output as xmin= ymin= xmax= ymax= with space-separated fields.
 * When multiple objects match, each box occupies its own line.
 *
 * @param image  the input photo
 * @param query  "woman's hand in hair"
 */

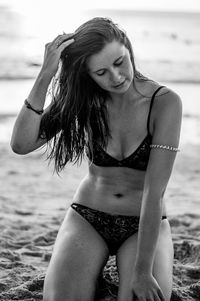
xmin=41 ymin=33 xmax=75 ymax=78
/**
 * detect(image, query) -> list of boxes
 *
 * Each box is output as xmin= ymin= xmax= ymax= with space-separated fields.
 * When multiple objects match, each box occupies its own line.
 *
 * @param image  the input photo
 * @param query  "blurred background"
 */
xmin=0 ymin=4 xmax=199 ymax=299
xmin=0 ymin=0 xmax=200 ymax=215
xmin=0 ymin=0 xmax=200 ymax=145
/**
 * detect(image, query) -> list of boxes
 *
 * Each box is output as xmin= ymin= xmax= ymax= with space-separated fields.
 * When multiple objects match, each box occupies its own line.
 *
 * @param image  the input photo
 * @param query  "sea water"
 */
xmin=0 ymin=5 xmax=200 ymax=144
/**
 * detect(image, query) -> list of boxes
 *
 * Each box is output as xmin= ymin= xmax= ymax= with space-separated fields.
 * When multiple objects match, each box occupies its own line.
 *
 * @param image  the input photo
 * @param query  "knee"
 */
xmin=43 ymin=276 xmax=73 ymax=301
xmin=43 ymin=290 xmax=77 ymax=301
xmin=43 ymin=289 xmax=63 ymax=301
xmin=43 ymin=290 xmax=95 ymax=301
xmin=43 ymin=279 xmax=96 ymax=301
xmin=43 ymin=291 xmax=56 ymax=301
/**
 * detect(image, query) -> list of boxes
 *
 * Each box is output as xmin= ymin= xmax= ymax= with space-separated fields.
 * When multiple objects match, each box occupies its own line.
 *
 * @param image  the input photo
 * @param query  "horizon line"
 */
xmin=84 ymin=8 xmax=200 ymax=14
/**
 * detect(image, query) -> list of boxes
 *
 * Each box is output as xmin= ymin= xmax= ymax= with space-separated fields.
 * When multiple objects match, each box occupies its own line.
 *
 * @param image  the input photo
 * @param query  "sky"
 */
xmin=1 ymin=0 xmax=200 ymax=45
xmin=1 ymin=0 xmax=200 ymax=13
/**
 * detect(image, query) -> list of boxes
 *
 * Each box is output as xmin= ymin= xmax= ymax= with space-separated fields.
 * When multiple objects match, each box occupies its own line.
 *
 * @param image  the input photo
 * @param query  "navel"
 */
xmin=113 ymin=193 xmax=124 ymax=198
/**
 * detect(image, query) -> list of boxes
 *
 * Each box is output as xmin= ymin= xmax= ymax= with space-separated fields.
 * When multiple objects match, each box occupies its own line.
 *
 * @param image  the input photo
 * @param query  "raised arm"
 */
xmin=10 ymin=34 xmax=74 ymax=154
xmin=131 ymin=89 xmax=182 ymax=300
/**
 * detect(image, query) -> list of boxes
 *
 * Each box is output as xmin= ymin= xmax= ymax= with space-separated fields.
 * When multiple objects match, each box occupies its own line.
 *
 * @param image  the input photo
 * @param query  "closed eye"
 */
xmin=114 ymin=59 xmax=123 ymax=66
xmin=96 ymin=70 xmax=106 ymax=76
xmin=95 ymin=56 xmax=124 ymax=76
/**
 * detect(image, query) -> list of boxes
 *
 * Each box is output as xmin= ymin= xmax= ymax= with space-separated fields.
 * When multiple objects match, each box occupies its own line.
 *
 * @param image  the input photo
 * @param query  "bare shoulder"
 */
xmin=150 ymin=86 xmax=182 ymax=146
xmin=154 ymin=86 xmax=182 ymax=117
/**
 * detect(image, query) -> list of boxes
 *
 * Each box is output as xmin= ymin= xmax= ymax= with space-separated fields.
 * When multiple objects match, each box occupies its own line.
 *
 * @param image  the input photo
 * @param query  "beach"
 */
xmin=0 ymin=4 xmax=200 ymax=301
xmin=0 ymin=141 xmax=200 ymax=300
xmin=0 ymin=86 xmax=200 ymax=301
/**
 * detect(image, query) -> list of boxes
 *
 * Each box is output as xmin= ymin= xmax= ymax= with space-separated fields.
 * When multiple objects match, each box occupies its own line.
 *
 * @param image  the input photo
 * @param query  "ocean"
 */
xmin=0 ymin=5 xmax=200 ymax=145
xmin=1 ymin=7 xmax=200 ymax=81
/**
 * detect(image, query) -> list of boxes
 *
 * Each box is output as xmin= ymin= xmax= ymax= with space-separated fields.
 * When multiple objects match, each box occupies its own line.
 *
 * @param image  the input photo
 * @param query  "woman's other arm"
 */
xmin=10 ymin=34 xmax=74 ymax=154
xmin=135 ymin=89 xmax=182 ymax=272
xmin=131 ymin=89 xmax=182 ymax=300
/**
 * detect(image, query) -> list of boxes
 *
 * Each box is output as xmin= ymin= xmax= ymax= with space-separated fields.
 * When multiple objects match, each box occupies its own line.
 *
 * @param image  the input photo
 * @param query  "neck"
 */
xmin=108 ymin=81 xmax=139 ymax=110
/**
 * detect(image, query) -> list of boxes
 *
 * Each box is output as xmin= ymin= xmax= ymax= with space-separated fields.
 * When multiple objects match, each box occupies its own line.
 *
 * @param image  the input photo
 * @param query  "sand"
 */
xmin=0 ymin=141 xmax=200 ymax=301
xmin=0 ymin=5 xmax=200 ymax=300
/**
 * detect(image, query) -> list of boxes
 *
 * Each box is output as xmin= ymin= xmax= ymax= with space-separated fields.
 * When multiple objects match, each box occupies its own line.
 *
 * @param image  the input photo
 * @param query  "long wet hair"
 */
xmin=39 ymin=17 xmax=149 ymax=173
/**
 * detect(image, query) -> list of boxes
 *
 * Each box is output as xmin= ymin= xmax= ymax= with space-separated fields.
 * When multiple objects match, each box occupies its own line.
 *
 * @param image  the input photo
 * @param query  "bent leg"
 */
xmin=116 ymin=219 xmax=174 ymax=301
xmin=43 ymin=206 xmax=109 ymax=301
xmin=152 ymin=220 xmax=174 ymax=300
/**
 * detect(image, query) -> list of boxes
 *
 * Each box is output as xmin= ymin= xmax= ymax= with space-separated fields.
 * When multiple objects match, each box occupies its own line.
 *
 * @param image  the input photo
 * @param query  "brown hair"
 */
xmin=39 ymin=17 xmax=148 ymax=173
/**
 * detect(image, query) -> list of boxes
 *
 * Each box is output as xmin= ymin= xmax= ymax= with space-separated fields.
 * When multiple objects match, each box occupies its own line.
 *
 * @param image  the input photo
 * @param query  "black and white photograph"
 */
xmin=0 ymin=0 xmax=200 ymax=300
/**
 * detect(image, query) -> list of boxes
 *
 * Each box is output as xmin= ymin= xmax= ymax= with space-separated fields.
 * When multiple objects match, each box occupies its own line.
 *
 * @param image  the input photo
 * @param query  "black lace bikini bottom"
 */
xmin=71 ymin=202 xmax=167 ymax=255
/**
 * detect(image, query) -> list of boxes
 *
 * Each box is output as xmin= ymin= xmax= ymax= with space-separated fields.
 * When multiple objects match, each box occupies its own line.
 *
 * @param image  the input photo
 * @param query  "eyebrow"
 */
xmin=93 ymin=55 xmax=123 ymax=73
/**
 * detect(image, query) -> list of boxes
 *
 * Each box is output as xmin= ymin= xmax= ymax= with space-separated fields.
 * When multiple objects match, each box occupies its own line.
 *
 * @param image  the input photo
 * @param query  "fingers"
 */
xmin=157 ymin=288 xmax=166 ymax=301
xmin=52 ymin=33 xmax=74 ymax=47
xmin=153 ymin=293 xmax=162 ymax=301
xmin=59 ymin=38 xmax=74 ymax=52
xmin=132 ymin=289 xmax=166 ymax=301
xmin=149 ymin=288 xmax=165 ymax=301
xmin=44 ymin=33 xmax=75 ymax=55
xmin=52 ymin=33 xmax=74 ymax=43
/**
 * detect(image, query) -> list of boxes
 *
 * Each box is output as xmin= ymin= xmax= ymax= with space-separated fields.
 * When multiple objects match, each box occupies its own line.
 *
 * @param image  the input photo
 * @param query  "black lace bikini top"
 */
xmin=85 ymin=86 xmax=164 ymax=171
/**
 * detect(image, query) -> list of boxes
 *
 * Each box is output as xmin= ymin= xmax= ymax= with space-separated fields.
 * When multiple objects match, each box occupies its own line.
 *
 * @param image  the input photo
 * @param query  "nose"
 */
xmin=110 ymin=68 xmax=122 ymax=83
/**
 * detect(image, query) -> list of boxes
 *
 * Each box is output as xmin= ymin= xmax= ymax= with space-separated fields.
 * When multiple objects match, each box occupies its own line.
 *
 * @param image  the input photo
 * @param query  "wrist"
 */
xmin=134 ymin=261 xmax=152 ymax=275
xmin=39 ymin=66 xmax=54 ymax=83
xmin=27 ymin=69 xmax=52 ymax=108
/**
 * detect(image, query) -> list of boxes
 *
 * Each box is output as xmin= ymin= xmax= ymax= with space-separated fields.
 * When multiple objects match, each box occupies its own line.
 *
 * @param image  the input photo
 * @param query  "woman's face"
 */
xmin=87 ymin=40 xmax=134 ymax=94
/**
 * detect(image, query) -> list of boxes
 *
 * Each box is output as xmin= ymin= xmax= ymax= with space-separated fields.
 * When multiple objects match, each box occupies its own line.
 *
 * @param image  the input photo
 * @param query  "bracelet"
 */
xmin=24 ymin=99 xmax=44 ymax=115
xmin=150 ymin=144 xmax=180 ymax=152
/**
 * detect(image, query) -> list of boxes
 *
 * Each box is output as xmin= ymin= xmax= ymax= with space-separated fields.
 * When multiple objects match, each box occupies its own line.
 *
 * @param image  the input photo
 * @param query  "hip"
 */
xmin=72 ymin=178 xmax=167 ymax=216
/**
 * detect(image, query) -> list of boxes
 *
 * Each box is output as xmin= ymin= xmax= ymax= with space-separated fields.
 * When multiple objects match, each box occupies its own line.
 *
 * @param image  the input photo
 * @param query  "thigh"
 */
xmin=116 ymin=219 xmax=174 ymax=301
xmin=43 ymin=206 xmax=109 ymax=301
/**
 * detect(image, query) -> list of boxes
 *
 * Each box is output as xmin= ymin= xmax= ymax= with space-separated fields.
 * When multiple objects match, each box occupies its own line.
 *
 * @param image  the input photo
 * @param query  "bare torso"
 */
xmin=72 ymin=81 xmax=167 ymax=216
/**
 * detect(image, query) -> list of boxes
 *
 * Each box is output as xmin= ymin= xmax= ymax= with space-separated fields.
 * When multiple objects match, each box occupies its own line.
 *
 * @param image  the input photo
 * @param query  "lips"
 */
xmin=113 ymin=79 xmax=126 ymax=88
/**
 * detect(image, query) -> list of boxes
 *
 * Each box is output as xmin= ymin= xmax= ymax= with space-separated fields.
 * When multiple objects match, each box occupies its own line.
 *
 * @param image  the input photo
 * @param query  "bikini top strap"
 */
xmin=147 ymin=86 xmax=165 ymax=134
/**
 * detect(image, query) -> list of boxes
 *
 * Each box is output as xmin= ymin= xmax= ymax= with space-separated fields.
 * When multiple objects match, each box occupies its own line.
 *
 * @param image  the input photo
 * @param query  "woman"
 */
xmin=11 ymin=17 xmax=182 ymax=301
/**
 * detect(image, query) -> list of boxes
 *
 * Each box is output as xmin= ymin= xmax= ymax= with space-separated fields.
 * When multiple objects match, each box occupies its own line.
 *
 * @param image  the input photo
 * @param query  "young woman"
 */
xmin=11 ymin=17 xmax=182 ymax=301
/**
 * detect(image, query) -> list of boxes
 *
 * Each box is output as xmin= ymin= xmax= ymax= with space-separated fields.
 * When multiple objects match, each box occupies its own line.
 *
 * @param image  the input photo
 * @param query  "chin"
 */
xmin=113 ymin=80 xmax=132 ymax=94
